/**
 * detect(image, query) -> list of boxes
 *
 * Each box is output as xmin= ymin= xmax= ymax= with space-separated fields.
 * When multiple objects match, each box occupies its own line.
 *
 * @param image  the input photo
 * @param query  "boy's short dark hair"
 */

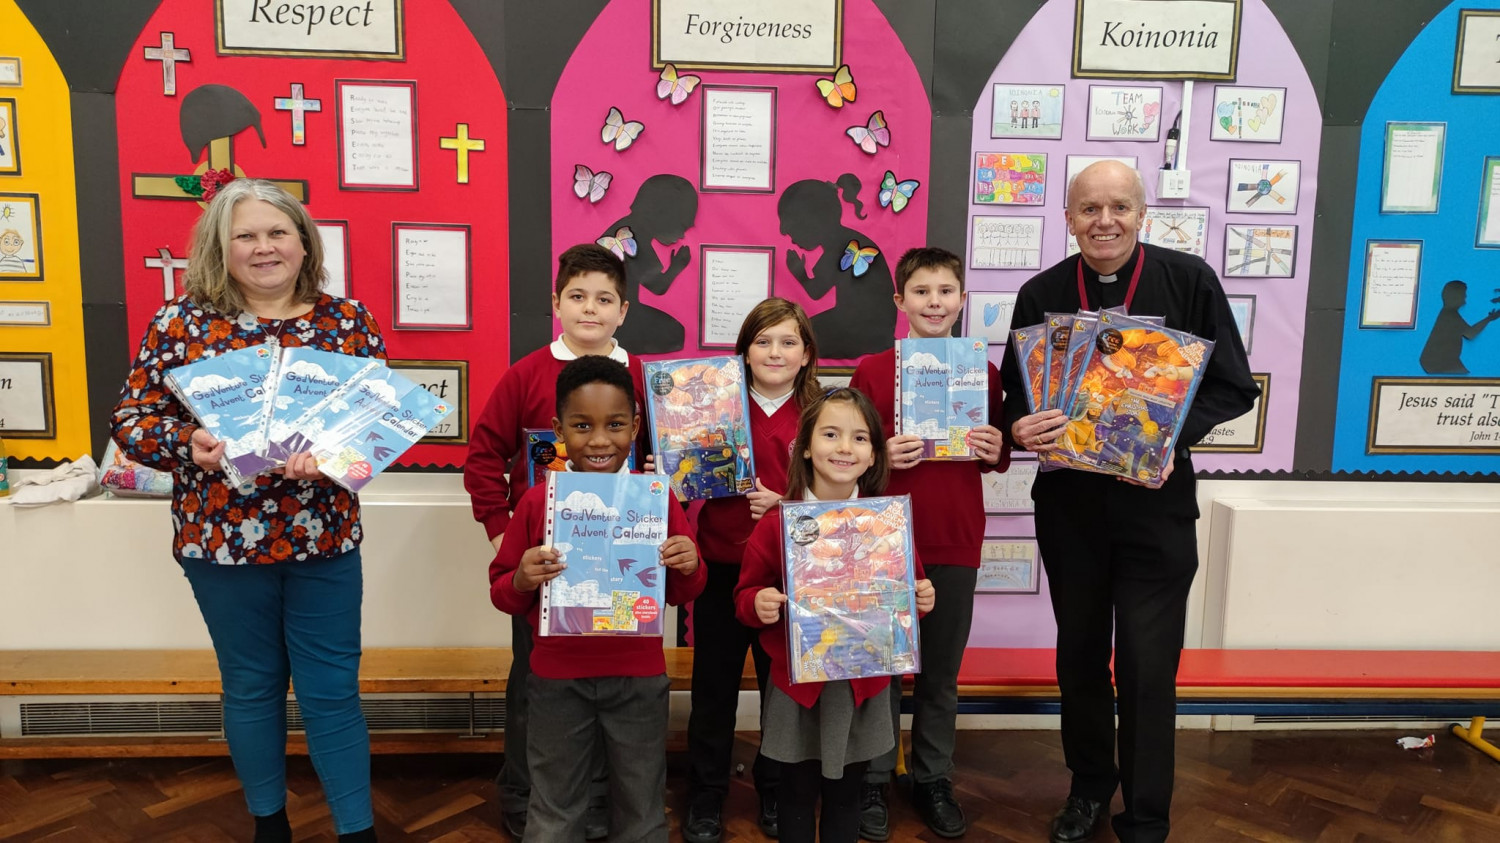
xmin=555 ymin=355 xmax=636 ymax=418
xmin=894 ymin=246 xmax=965 ymax=297
xmin=555 ymin=244 xmax=627 ymax=298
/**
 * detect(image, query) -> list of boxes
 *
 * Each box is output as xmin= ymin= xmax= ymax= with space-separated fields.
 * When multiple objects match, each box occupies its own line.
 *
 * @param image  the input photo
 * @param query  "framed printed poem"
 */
xmin=315 ymin=221 xmax=351 ymax=298
xmin=1480 ymin=157 xmax=1500 ymax=249
xmin=1381 ymin=122 xmax=1444 ymax=214
xmin=991 ymin=84 xmax=1064 ymax=139
xmin=965 ymin=291 xmax=1017 ymax=346
xmin=0 ymin=193 xmax=42 ymax=280
xmin=0 ymin=98 xmax=18 ymax=176
xmin=392 ymin=223 xmax=471 ymax=329
xmin=1225 ymin=294 xmax=1256 ymax=354
xmin=976 ymin=537 xmax=1040 ymax=594
xmin=1140 ymin=206 xmax=1208 ymax=257
xmin=700 ymin=245 xmax=773 ymax=347
xmin=699 ymin=85 xmax=777 ymax=193
xmin=1196 ymin=372 xmax=1269 ymax=453
xmin=386 ymin=359 xmax=468 ymax=444
xmin=1223 ymin=224 xmax=1296 ymax=277
xmin=336 ymin=80 xmax=418 ymax=190
xmin=974 ymin=153 xmax=1047 ymax=205
xmin=970 ymin=215 xmax=1043 ymax=270
xmin=0 ymin=351 xmax=56 ymax=439
xmin=1453 ymin=9 xmax=1500 ymax=94
xmin=1085 ymin=85 xmax=1163 ymax=141
xmin=1359 ymin=240 xmax=1421 ymax=329
xmin=1209 ymin=86 xmax=1286 ymax=143
xmin=1227 ymin=159 xmax=1299 ymax=214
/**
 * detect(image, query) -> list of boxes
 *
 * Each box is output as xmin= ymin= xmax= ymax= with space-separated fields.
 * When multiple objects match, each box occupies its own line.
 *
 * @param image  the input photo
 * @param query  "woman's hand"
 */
xmin=278 ymin=452 xmax=322 ymax=482
xmin=189 ymin=428 xmax=225 ymax=472
xmin=754 ymin=587 xmax=787 ymax=625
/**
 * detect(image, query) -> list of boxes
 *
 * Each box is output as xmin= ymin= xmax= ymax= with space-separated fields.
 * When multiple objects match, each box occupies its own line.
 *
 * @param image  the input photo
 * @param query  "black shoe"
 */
xmin=1049 ymin=796 xmax=1106 ymax=843
xmin=500 ymin=811 xmax=526 ymax=840
xmin=683 ymin=798 xmax=723 ymax=843
xmin=914 ymin=778 xmax=967 ymax=838
xmin=252 ymin=808 xmax=292 ymax=843
xmin=858 ymin=782 xmax=889 ymax=841
xmin=337 ymin=829 xmax=377 ymax=843
xmin=584 ymin=801 xmax=609 ymax=841
xmin=758 ymin=792 xmax=779 ymax=838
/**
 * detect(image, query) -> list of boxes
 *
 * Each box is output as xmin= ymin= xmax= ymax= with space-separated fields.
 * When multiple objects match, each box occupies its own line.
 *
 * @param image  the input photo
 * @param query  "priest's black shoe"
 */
xmin=682 ymin=798 xmax=723 ymax=843
xmin=857 ymin=782 xmax=889 ymax=841
xmin=758 ymin=792 xmax=779 ymax=838
xmin=1049 ymin=796 xmax=1107 ymax=843
xmin=914 ymin=778 xmax=967 ymax=838
xmin=499 ymin=811 xmax=526 ymax=840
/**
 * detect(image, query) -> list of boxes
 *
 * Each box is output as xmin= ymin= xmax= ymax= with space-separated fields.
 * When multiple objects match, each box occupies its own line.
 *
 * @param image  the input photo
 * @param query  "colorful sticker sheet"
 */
xmin=780 ymin=495 xmax=920 ymax=684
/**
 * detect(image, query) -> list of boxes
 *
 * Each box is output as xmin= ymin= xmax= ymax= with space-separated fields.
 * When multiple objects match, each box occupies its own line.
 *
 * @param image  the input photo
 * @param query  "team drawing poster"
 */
xmin=781 ymin=495 xmax=920 ymax=684
xmin=539 ymin=471 xmax=672 ymax=637
xmin=643 ymin=355 xmax=756 ymax=501
xmin=990 ymin=84 xmax=1064 ymax=139
xmin=895 ymin=337 xmax=989 ymax=460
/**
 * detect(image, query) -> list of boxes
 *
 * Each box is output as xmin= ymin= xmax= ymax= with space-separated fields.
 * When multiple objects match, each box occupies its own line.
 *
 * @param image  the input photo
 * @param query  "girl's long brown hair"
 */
xmin=735 ymin=297 xmax=822 ymax=409
xmin=783 ymin=387 xmax=890 ymax=501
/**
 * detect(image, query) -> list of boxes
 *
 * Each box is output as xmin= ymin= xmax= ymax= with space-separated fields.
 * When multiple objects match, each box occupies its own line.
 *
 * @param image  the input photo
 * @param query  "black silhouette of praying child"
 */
xmin=601 ymin=174 xmax=698 ymax=354
xmin=1420 ymin=280 xmax=1500 ymax=374
xmin=778 ymin=174 xmax=896 ymax=359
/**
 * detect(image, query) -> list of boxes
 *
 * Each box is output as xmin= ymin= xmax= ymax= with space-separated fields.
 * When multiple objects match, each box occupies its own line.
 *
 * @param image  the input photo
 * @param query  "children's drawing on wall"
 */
xmin=991 ymin=84 xmax=1064 ymax=140
xmin=603 ymin=174 xmax=698 ymax=354
xmin=1085 ymin=85 xmax=1162 ymax=142
xmin=0 ymin=194 xmax=40 ymax=278
xmin=0 ymin=98 xmax=16 ymax=176
xmin=1210 ymin=86 xmax=1286 ymax=143
xmin=778 ymin=173 xmax=895 ymax=358
xmin=1420 ymin=280 xmax=1500 ymax=374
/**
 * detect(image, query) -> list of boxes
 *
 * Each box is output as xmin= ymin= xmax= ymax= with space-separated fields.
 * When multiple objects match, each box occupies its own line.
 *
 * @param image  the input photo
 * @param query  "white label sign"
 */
xmin=1073 ymin=0 xmax=1241 ymax=80
xmin=0 ymin=301 xmax=49 ymax=326
xmin=655 ymin=0 xmax=841 ymax=71
xmin=217 ymin=0 xmax=404 ymax=59
xmin=1369 ymin=378 xmax=1500 ymax=454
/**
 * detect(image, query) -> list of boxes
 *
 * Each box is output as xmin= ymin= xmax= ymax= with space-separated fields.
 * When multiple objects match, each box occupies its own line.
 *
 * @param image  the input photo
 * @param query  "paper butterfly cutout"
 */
xmin=601 ymin=106 xmax=644 ymax=151
xmin=846 ymin=110 xmax=890 ymax=155
xmin=983 ymin=302 xmax=1000 ymax=327
xmin=840 ymin=239 xmax=880 ymax=277
xmin=878 ymin=170 xmax=920 ymax=213
xmin=657 ymin=63 xmax=701 ymax=106
xmin=596 ymin=226 xmax=638 ymax=260
xmin=816 ymin=64 xmax=857 ymax=108
xmin=573 ymin=164 xmax=613 ymax=203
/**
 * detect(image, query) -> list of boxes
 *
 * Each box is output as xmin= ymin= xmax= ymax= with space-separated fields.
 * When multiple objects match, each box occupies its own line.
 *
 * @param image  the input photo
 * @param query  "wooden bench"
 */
xmin=4 ymin=647 xmax=1496 ymax=762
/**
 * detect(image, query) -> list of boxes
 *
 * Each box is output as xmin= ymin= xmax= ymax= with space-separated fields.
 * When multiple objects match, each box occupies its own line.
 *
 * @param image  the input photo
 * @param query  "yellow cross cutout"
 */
xmin=439 ymin=123 xmax=486 ymax=184
xmin=131 ymin=136 xmax=308 ymax=204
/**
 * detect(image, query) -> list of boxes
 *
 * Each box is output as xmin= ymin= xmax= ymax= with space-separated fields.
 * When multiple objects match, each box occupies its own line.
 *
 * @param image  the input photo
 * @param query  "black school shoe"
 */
xmin=858 ymin=782 xmax=889 ymax=841
xmin=500 ymin=811 xmax=526 ymax=840
xmin=1049 ymin=796 xmax=1106 ymax=843
xmin=682 ymin=796 xmax=724 ymax=843
xmin=913 ymin=778 xmax=967 ymax=838
xmin=758 ymin=791 xmax=779 ymax=838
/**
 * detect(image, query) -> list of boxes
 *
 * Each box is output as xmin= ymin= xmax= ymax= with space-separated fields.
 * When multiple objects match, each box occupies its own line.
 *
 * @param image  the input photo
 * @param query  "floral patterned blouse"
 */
xmin=112 ymin=294 xmax=387 ymax=565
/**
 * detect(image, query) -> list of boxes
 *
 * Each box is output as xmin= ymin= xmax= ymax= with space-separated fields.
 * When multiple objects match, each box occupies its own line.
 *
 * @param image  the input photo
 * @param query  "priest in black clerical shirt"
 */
xmin=999 ymin=161 xmax=1259 ymax=843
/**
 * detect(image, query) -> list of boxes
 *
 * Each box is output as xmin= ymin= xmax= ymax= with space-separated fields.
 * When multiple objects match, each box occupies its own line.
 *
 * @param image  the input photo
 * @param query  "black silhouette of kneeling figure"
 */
xmin=601 ymin=174 xmax=698 ymax=354
xmin=778 ymin=174 xmax=896 ymax=359
xmin=1420 ymin=280 xmax=1500 ymax=375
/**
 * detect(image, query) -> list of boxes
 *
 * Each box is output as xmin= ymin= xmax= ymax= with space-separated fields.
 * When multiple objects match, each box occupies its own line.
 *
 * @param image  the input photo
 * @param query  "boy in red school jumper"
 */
xmin=465 ymin=244 xmax=647 ymax=838
xmin=489 ymin=355 xmax=704 ymax=842
xmin=848 ymin=246 xmax=1009 ymax=840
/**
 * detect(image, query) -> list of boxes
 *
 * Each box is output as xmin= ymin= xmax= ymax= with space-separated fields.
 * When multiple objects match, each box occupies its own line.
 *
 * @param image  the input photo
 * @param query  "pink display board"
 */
xmin=550 ymin=0 xmax=932 ymax=365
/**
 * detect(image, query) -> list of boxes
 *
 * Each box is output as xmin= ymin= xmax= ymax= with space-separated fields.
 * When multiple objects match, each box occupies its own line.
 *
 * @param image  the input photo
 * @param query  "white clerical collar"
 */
xmin=1098 ymin=273 xmax=1119 ymax=284
xmin=750 ymin=387 xmax=794 ymax=414
xmin=803 ymin=486 xmax=859 ymax=501
xmin=563 ymin=460 xmax=632 ymax=474
xmin=550 ymin=334 xmax=629 ymax=364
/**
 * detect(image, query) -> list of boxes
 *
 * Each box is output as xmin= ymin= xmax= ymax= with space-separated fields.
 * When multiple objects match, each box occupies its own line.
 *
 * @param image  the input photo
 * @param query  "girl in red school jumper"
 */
xmin=735 ymin=388 xmax=936 ymax=843
xmin=684 ymin=297 xmax=824 ymax=842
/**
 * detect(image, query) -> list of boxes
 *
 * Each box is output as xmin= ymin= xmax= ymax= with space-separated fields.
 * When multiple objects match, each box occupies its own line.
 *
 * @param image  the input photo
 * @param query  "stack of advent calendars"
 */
xmin=165 ymin=345 xmax=453 ymax=491
xmin=1012 ymin=308 xmax=1212 ymax=487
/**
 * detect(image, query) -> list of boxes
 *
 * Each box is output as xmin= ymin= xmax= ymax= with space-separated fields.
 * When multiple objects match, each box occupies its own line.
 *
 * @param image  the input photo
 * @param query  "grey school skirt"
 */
xmin=759 ymin=681 xmax=895 ymax=778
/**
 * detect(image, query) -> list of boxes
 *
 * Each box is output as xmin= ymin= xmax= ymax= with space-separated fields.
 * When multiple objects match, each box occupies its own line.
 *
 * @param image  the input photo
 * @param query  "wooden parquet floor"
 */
xmin=1 ymin=729 xmax=1496 ymax=841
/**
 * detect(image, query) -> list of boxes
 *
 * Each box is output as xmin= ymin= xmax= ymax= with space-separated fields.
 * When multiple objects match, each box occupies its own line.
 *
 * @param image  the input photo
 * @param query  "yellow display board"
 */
xmin=0 ymin=1 xmax=88 ymax=461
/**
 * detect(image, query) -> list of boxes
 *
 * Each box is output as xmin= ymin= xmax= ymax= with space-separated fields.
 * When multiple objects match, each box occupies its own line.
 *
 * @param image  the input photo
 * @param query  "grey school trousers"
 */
xmin=865 ymin=565 xmax=978 ymax=785
xmin=525 ymin=672 xmax=671 ymax=842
